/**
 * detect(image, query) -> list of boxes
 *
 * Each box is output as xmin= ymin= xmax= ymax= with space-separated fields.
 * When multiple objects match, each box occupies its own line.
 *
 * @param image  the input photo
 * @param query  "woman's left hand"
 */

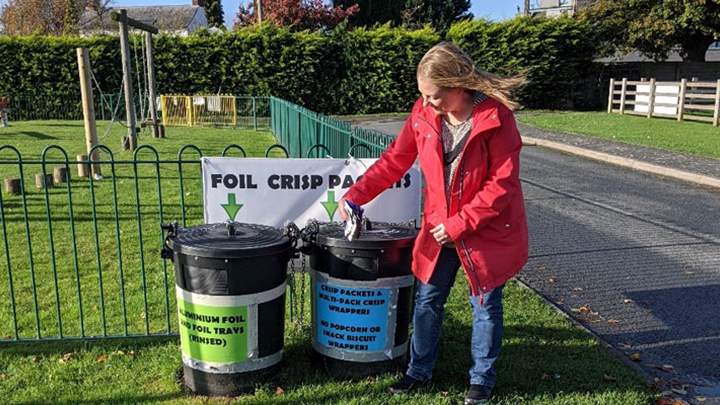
xmin=430 ymin=224 xmax=451 ymax=245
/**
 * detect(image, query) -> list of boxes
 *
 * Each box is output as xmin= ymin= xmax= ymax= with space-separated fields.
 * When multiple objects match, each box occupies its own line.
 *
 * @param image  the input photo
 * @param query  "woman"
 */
xmin=339 ymin=42 xmax=529 ymax=405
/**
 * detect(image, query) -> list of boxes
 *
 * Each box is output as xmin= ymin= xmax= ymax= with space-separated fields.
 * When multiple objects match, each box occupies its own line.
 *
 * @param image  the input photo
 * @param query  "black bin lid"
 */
xmin=314 ymin=221 xmax=417 ymax=249
xmin=167 ymin=222 xmax=291 ymax=258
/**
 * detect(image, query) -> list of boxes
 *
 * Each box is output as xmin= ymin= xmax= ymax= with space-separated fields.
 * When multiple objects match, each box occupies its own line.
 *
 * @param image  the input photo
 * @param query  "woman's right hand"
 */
xmin=338 ymin=199 xmax=349 ymax=221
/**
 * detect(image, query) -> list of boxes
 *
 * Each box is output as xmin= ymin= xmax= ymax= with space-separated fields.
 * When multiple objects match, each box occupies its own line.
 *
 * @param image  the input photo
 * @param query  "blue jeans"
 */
xmin=406 ymin=247 xmax=504 ymax=387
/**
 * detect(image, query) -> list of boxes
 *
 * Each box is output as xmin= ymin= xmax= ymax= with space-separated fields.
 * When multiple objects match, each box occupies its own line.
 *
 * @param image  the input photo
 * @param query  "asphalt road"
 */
xmin=359 ymin=119 xmax=720 ymax=404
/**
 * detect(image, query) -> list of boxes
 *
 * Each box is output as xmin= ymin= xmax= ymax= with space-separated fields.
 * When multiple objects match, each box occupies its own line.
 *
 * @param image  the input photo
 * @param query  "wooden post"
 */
xmin=4 ymin=177 xmax=22 ymax=195
xmin=677 ymin=78 xmax=687 ymax=122
xmin=713 ymin=79 xmax=720 ymax=127
xmin=117 ymin=10 xmax=137 ymax=151
xmin=231 ymin=96 xmax=237 ymax=128
xmin=77 ymin=154 xmax=90 ymax=177
xmin=186 ymin=96 xmax=193 ymax=126
xmin=160 ymin=95 xmax=169 ymax=127
xmin=619 ymin=78 xmax=627 ymax=114
xmin=144 ymin=32 xmax=161 ymax=138
xmin=647 ymin=78 xmax=656 ymax=118
xmin=35 ymin=173 xmax=53 ymax=189
xmin=257 ymin=0 xmax=263 ymax=23
xmin=607 ymin=78 xmax=615 ymax=113
xmin=77 ymin=47 xmax=102 ymax=178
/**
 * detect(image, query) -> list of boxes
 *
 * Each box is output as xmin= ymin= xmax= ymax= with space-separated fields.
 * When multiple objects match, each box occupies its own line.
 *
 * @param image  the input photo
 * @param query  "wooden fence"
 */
xmin=608 ymin=78 xmax=720 ymax=126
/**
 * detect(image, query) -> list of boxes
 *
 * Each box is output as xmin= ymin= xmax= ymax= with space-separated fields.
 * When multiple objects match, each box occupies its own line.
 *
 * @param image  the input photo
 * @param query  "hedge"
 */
xmin=0 ymin=17 xmax=601 ymax=118
xmin=448 ymin=17 xmax=600 ymax=110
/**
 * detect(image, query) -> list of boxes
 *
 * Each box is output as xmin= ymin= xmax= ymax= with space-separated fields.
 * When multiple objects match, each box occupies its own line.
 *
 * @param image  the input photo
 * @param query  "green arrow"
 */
xmin=221 ymin=193 xmax=243 ymax=221
xmin=320 ymin=190 xmax=338 ymax=221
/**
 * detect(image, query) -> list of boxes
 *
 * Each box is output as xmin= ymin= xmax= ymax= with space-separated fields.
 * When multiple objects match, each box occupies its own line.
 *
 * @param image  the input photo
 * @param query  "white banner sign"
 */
xmin=202 ymin=158 xmax=421 ymax=227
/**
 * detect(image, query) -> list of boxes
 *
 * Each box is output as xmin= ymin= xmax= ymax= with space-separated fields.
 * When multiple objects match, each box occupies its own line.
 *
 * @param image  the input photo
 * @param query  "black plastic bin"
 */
xmin=303 ymin=221 xmax=417 ymax=378
xmin=161 ymin=221 xmax=295 ymax=396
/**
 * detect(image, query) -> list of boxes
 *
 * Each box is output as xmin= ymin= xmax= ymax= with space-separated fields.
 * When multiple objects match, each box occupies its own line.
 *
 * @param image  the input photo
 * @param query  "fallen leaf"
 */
xmin=607 ymin=319 xmax=620 ymax=324
xmin=603 ymin=374 xmax=617 ymax=382
xmin=275 ymin=387 xmax=285 ymax=396
xmin=579 ymin=305 xmax=592 ymax=313
xmin=440 ymin=391 xmax=449 ymax=396
xmin=548 ymin=278 xmax=556 ymax=283
xmin=649 ymin=377 xmax=666 ymax=390
xmin=30 ymin=355 xmax=40 ymax=363
xmin=696 ymin=396 xmax=706 ymax=402
xmin=573 ymin=287 xmax=584 ymax=292
xmin=630 ymin=352 xmax=641 ymax=362
xmin=623 ymin=299 xmax=633 ymax=304
xmin=96 ymin=354 xmax=108 ymax=363
xmin=58 ymin=353 xmax=73 ymax=364
xmin=671 ymin=387 xmax=687 ymax=395
xmin=113 ymin=350 xmax=125 ymax=356
xmin=0 ymin=373 xmax=7 ymax=380
xmin=127 ymin=350 xmax=136 ymax=359
xmin=655 ymin=397 xmax=688 ymax=405
xmin=649 ymin=364 xmax=675 ymax=373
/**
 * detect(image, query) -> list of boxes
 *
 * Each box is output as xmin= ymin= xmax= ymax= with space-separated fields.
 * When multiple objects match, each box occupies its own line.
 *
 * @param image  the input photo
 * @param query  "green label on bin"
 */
xmin=177 ymin=295 xmax=249 ymax=363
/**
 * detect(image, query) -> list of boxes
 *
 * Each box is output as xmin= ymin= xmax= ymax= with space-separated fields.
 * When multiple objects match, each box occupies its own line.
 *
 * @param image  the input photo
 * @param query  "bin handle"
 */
xmin=160 ymin=221 xmax=178 ymax=260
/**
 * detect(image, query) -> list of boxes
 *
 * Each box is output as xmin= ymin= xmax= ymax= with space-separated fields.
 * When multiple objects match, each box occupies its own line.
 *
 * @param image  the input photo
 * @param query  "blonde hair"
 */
xmin=417 ymin=42 xmax=526 ymax=111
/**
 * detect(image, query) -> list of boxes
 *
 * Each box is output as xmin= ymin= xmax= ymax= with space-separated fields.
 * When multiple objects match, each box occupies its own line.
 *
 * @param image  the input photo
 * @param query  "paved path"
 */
xmin=356 ymin=118 xmax=720 ymax=404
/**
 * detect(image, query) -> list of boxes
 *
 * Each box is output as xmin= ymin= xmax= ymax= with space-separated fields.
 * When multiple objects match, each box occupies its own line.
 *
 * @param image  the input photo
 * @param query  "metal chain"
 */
xmin=299 ymin=254 xmax=306 ymax=327
xmin=287 ymin=257 xmax=297 ymax=323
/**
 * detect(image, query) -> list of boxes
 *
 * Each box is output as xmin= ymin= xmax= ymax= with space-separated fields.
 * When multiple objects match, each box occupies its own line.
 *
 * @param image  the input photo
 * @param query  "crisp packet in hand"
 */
xmin=343 ymin=200 xmax=364 ymax=241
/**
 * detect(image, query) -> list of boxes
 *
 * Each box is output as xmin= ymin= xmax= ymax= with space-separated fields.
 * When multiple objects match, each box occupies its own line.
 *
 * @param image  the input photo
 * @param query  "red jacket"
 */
xmin=343 ymin=97 xmax=529 ymax=295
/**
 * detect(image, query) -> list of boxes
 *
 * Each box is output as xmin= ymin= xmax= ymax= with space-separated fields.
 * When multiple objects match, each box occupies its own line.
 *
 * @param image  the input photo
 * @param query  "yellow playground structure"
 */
xmin=160 ymin=94 xmax=237 ymax=127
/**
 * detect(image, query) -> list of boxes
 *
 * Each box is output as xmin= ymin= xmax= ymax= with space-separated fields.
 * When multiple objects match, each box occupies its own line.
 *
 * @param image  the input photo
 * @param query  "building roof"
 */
xmin=596 ymin=49 xmax=720 ymax=64
xmin=79 ymin=5 xmax=205 ymax=33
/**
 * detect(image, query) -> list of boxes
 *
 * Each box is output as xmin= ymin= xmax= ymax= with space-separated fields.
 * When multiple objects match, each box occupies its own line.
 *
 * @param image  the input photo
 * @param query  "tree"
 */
xmin=205 ymin=0 xmax=225 ymax=28
xmin=235 ymin=0 xmax=358 ymax=31
xmin=401 ymin=0 xmax=472 ymax=33
xmin=0 ymin=0 xmax=66 ymax=35
xmin=583 ymin=0 xmax=720 ymax=63
xmin=331 ymin=0 xmax=404 ymax=27
xmin=63 ymin=0 xmax=80 ymax=35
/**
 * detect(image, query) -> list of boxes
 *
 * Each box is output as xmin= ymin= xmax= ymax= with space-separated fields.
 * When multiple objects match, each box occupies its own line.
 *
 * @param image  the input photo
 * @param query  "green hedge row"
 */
xmin=0 ymin=17 xmax=601 ymax=118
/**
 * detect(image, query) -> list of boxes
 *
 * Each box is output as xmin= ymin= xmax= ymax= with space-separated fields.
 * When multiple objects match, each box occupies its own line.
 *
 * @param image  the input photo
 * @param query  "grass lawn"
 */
xmin=518 ymin=111 xmax=720 ymax=159
xmin=0 ymin=120 xmax=653 ymax=404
